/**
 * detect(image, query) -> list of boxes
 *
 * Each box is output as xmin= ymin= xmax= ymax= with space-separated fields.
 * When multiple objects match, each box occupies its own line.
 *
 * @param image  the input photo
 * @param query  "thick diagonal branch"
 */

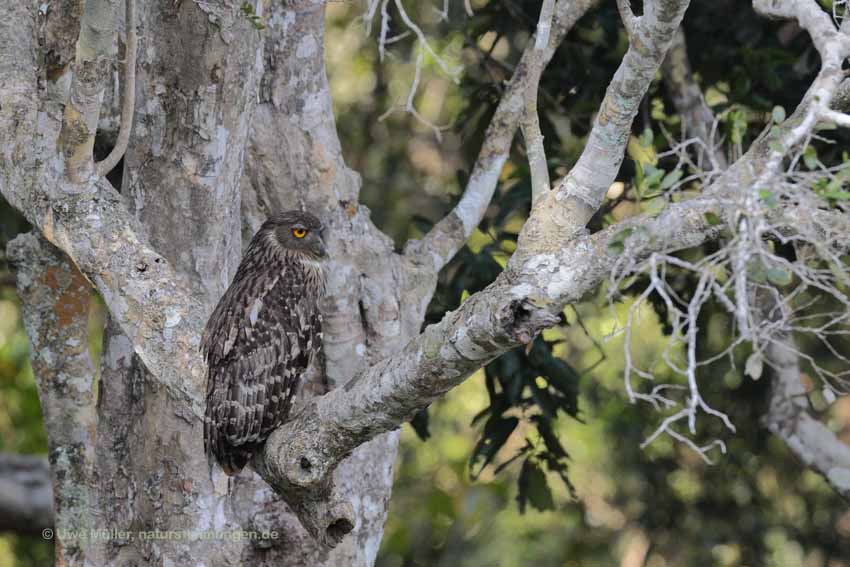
xmin=8 ymin=175 xmax=207 ymax=415
xmin=259 ymin=194 xmax=727 ymax=543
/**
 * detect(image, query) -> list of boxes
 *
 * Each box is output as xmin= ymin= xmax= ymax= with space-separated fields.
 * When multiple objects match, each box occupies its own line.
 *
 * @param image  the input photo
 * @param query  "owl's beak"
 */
xmin=313 ymin=234 xmax=329 ymax=258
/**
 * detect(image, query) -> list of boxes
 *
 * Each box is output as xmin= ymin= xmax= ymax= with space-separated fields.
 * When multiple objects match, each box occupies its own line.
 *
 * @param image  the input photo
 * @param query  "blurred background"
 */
xmin=2 ymin=1 xmax=850 ymax=566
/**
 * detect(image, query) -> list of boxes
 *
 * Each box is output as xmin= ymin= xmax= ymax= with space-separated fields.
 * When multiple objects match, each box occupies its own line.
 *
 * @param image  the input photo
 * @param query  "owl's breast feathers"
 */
xmin=202 ymin=239 xmax=324 ymax=475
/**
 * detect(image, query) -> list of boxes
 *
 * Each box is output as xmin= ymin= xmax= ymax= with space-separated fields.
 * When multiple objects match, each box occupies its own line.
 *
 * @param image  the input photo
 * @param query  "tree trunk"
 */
xmin=83 ymin=1 xmax=406 ymax=565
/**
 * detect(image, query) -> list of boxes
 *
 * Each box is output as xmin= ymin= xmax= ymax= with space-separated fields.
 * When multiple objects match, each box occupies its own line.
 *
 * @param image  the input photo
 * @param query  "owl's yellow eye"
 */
xmin=292 ymin=228 xmax=307 ymax=239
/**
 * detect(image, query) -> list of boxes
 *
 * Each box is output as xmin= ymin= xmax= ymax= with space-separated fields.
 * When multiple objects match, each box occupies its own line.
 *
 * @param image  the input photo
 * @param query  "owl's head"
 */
xmin=263 ymin=210 xmax=328 ymax=260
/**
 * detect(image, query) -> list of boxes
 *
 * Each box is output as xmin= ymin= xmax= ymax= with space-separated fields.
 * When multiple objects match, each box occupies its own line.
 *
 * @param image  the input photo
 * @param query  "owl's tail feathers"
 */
xmin=204 ymin=414 xmax=251 ymax=476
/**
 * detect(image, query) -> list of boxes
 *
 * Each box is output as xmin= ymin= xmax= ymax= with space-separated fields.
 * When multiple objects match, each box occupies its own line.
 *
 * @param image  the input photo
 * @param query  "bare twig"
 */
xmin=661 ymin=28 xmax=727 ymax=171
xmin=96 ymin=0 xmax=137 ymax=177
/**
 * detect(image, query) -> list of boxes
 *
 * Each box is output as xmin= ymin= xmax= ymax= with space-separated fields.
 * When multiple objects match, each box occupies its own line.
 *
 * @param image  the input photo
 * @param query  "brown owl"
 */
xmin=201 ymin=210 xmax=327 ymax=475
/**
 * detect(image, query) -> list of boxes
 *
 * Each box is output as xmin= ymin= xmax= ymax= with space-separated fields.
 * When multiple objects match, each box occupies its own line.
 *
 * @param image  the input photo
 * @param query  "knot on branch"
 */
xmin=255 ymin=413 xmax=355 ymax=548
xmin=500 ymin=297 xmax=560 ymax=345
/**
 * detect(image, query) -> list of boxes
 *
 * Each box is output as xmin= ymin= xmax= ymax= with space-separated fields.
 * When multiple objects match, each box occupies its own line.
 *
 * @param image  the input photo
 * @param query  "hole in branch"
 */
xmin=326 ymin=518 xmax=354 ymax=543
xmin=299 ymin=457 xmax=312 ymax=471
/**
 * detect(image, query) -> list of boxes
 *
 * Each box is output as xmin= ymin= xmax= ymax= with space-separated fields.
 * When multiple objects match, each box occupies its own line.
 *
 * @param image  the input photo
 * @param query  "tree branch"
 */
xmin=0 ymin=0 xmax=41 ymax=209
xmin=6 ymin=174 xmax=207 ymax=415
xmin=517 ymin=0 xmax=691 ymax=260
xmin=522 ymin=0 xmax=554 ymax=207
xmin=58 ymin=0 xmax=117 ymax=183
xmin=0 ymin=454 xmax=53 ymax=536
xmin=258 ymin=192 xmax=729 ymax=543
xmin=661 ymin=28 xmax=727 ymax=170
xmin=763 ymin=323 xmax=850 ymax=499
xmin=95 ymin=0 xmax=136 ymax=177
xmin=616 ymin=0 xmax=638 ymax=41
xmin=753 ymin=0 xmax=849 ymax=59
xmin=252 ymin=0 xmax=850 ymax=539
xmin=408 ymin=0 xmax=601 ymax=271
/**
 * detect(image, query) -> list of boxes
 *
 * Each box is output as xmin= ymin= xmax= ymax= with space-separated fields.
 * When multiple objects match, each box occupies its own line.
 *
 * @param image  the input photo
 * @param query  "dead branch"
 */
xmin=661 ymin=28 xmax=727 ymax=171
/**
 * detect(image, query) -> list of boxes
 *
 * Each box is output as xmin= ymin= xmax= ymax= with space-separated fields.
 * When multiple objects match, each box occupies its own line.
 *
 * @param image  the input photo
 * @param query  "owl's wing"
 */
xmin=202 ymin=269 xmax=317 ymax=474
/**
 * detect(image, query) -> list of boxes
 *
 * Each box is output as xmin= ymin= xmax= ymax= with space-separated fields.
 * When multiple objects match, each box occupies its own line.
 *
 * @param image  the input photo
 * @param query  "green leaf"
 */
xmin=644 ymin=168 xmax=665 ymax=188
xmin=772 ymin=105 xmax=786 ymax=124
xmin=660 ymin=169 xmax=683 ymax=190
xmin=517 ymin=459 xmax=555 ymax=513
xmin=759 ymin=189 xmax=778 ymax=208
xmin=532 ymin=415 xmax=570 ymax=460
xmin=766 ymin=266 xmax=793 ymax=286
xmin=704 ymin=212 xmax=722 ymax=226
xmin=824 ymin=190 xmax=850 ymax=201
xmin=470 ymin=415 xmax=519 ymax=479
xmin=705 ymin=86 xmax=728 ymax=107
xmin=803 ymin=146 xmax=818 ymax=170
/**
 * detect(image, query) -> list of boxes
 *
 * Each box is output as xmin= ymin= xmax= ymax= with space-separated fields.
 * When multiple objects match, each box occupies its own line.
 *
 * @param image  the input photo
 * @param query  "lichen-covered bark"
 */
xmin=8 ymin=234 xmax=97 ymax=563
xmin=412 ymin=0 xmax=601 ymax=270
xmin=764 ymin=328 xmax=850 ymax=498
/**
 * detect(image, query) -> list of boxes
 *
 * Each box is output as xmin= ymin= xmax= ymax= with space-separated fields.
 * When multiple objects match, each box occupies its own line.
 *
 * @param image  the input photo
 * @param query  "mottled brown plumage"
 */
xmin=202 ymin=211 xmax=327 ymax=475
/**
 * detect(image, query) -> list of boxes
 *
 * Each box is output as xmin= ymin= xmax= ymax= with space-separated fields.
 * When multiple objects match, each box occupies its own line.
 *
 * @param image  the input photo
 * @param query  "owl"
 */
xmin=201 ymin=210 xmax=327 ymax=475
